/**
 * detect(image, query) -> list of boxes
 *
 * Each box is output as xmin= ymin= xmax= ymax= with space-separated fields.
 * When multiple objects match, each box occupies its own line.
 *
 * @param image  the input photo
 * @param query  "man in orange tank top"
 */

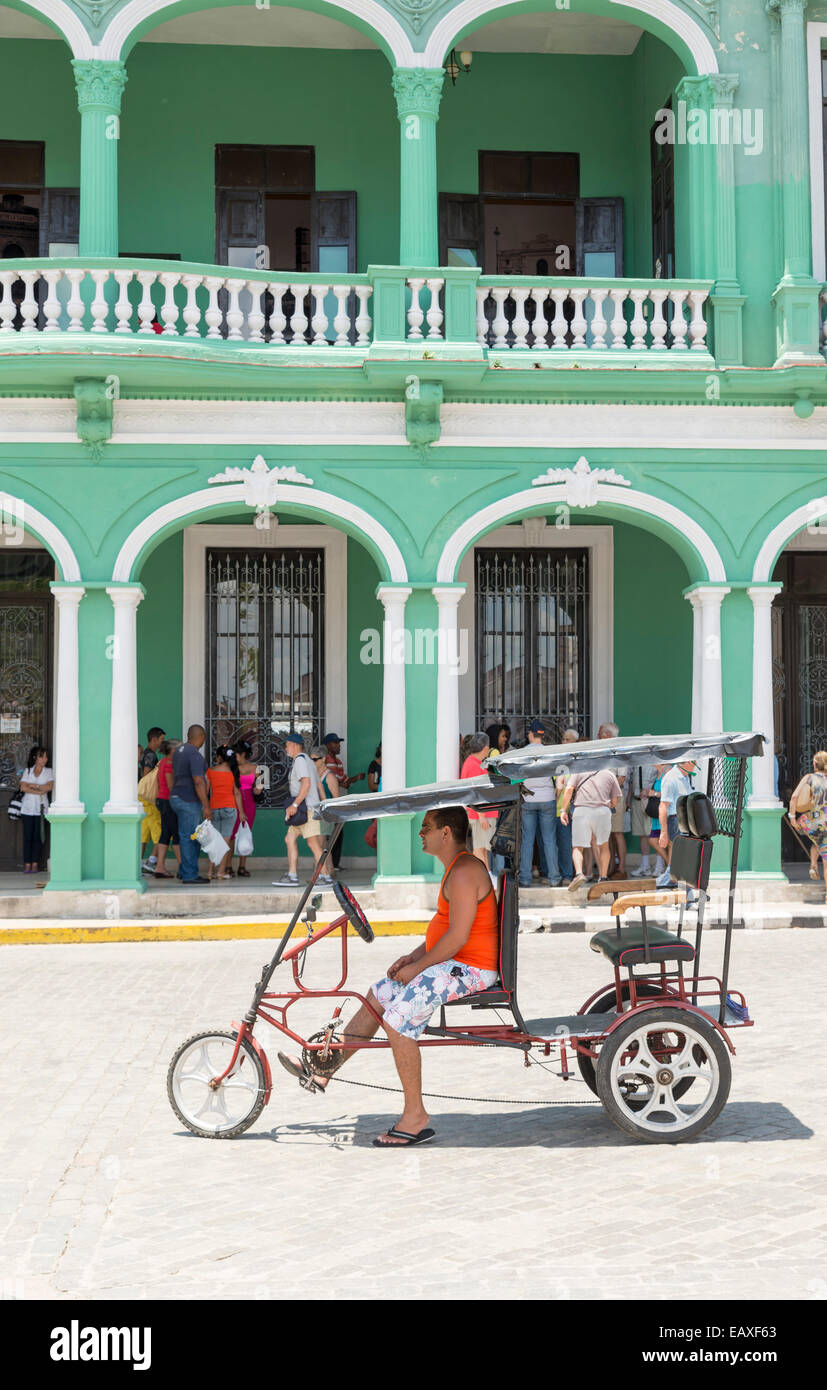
xmin=278 ymin=806 xmax=499 ymax=1147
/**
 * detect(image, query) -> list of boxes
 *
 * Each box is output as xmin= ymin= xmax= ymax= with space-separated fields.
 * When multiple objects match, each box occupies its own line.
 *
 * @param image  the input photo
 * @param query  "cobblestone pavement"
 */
xmin=1 ymin=931 xmax=825 ymax=1302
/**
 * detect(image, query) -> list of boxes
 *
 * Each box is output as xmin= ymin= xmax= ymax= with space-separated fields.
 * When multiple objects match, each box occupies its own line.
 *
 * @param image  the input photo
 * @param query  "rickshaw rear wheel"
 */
xmin=167 ymin=1030 xmax=267 ymax=1139
xmin=596 ymin=1007 xmax=731 ymax=1144
xmin=576 ymin=984 xmax=668 ymax=1099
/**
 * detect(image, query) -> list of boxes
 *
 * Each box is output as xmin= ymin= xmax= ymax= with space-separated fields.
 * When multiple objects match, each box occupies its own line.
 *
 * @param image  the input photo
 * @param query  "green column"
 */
xmin=708 ymin=74 xmax=745 ymax=365
xmin=72 ymin=59 xmax=127 ymax=258
xmin=392 ymin=68 xmax=444 ymax=266
xmin=767 ymin=0 xmax=820 ymax=361
xmin=675 ymin=77 xmax=715 ymax=282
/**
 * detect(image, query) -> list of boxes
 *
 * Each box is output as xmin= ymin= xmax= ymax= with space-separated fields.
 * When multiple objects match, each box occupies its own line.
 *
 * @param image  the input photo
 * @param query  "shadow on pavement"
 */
xmin=196 ymin=1099 xmax=812 ymax=1150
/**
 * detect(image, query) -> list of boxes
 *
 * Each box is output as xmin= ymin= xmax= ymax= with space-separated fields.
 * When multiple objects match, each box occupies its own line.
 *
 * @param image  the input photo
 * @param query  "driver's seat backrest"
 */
xmin=497 ymin=871 xmax=519 ymax=992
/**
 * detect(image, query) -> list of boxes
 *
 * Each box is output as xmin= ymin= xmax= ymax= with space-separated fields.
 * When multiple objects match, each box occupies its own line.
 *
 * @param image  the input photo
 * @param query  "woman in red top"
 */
xmin=460 ymin=731 xmax=498 ymax=878
xmin=154 ymin=738 xmax=181 ymax=878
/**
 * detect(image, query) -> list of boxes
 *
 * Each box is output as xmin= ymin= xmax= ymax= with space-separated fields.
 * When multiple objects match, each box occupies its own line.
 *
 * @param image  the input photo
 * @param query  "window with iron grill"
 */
xmin=475 ymin=548 xmax=590 ymax=745
xmin=205 ymin=549 xmax=324 ymax=805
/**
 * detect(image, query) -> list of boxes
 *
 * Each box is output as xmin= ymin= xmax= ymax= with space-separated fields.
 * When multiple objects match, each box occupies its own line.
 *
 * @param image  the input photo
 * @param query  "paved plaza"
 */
xmin=1 ymin=930 xmax=825 ymax=1302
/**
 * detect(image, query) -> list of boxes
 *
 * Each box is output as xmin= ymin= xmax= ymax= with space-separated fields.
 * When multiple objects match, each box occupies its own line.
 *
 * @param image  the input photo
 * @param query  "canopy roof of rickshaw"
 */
xmin=319 ymin=732 xmax=764 ymax=823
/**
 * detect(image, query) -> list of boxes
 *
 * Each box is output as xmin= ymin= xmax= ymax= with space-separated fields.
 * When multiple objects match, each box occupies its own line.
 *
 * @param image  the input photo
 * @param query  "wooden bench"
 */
xmin=585 ymin=877 xmax=656 ymax=901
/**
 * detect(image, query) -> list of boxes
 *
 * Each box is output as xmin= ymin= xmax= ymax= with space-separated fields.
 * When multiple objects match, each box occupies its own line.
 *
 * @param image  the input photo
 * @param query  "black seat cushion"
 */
xmin=443 ymin=870 xmax=517 ymax=1007
xmin=590 ymin=924 xmax=695 ymax=966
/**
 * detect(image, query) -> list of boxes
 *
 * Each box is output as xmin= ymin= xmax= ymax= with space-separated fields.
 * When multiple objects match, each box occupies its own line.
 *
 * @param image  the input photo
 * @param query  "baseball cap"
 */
xmin=283 ymin=731 xmax=304 ymax=747
xmin=528 ymin=719 xmax=547 ymax=734
xmin=321 ymin=731 xmax=344 ymax=743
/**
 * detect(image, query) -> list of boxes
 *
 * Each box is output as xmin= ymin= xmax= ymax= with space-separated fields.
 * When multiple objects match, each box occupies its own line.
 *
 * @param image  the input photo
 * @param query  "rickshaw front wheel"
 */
xmin=167 ymin=1030 xmax=268 ymax=1139
xmin=596 ymin=1007 xmax=731 ymax=1144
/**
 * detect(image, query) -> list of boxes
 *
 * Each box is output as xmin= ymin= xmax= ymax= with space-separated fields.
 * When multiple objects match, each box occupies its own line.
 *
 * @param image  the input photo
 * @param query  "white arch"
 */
xmin=753 ymin=495 xmax=827 ymax=583
xmin=11 ymin=0 xmax=94 ymax=56
xmin=436 ymin=483 xmax=727 ymax=583
xmin=111 ymin=482 xmax=408 ymax=582
xmin=100 ymin=0 xmax=417 ymax=64
xmin=424 ymin=0 xmax=719 ymax=73
xmin=0 ymin=492 xmax=82 ymax=580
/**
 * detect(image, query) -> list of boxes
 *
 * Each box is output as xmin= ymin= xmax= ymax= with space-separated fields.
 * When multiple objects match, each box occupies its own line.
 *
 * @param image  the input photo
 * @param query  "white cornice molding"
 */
xmin=108 ymin=398 xmax=406 ymax=445
xmin=100 ymin=0 xmax=416 ymax=63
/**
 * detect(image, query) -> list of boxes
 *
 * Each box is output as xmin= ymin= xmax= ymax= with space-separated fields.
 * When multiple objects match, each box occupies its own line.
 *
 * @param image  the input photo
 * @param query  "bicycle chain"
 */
xmin=328 ymin=1076 xmax=599 ymax=1105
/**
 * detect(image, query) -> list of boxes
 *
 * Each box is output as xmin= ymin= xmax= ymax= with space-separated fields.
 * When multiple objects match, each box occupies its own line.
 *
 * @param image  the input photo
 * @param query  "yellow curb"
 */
xmin=0 ymin=919 xmax=425 ymax=945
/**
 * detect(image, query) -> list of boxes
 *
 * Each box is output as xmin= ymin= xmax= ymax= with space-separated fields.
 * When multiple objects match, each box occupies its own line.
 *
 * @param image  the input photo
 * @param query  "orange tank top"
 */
xmin=425 ymin=852 xmax=499 ymax=972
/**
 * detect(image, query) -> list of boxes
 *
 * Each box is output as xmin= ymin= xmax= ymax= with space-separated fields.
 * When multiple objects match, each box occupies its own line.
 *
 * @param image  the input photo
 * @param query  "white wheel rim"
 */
xmin=172 ymin=1037 xmax=263 ymax=1134
xmin=609 ymin=1020 xmax=719 ymax=1134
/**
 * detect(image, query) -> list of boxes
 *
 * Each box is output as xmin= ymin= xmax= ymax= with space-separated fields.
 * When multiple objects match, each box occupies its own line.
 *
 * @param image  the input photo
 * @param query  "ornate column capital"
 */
xmin=72 ymin=59 xmax=127 ymax=114
xmin=106 ymin=583 xmax=144 ymax=609
xmin=766 ymin=0 xmax=807 ymax=17
xmin=392 ymin=67 xmax=444 ymax=121
xmin=709 ymin=73 xmax=740 ymax=106
xmin=376 ymin=583 xmax=413 ymax=608
xmin=50 ymin=582 xmax=86 ymax=608
xmin=675 ymin=74 xmax=713 ymax=105
xmin=432 ymin=584 xmax=465 ymax=608
xmin=747 ymin=583 xmax=784 ymax=605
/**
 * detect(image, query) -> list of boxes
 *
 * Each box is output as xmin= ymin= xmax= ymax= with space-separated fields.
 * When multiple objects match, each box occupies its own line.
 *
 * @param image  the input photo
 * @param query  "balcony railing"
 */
xmin=0 ymin=258 xmax=716 ymax=361
xmin=0 ymin=260 xmax=373 ymax=346
xmin=472 ymin=277 xmax=712 ymax=353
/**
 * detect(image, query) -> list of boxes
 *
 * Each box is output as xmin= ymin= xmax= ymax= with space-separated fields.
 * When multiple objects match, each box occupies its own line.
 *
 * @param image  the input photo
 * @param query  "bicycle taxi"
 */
xmin=168 ymin=731 xmax=762 ymax=1145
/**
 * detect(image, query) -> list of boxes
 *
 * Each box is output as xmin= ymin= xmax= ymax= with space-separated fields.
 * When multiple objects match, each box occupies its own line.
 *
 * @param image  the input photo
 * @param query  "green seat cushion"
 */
xmin=590 ymin=924 xmax=695 ymax=966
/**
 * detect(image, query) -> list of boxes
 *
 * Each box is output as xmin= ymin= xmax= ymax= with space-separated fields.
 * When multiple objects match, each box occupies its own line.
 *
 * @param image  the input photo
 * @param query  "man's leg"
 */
xmin=285 ymin=827 xmax=299 ymax=876
xmin=538 ymin=807 xmax=560 ymax=884
xmin=519 ymin=808 xmax=537 ymax=886
xmin=283 ymin=991 xmax=385 ymax=1090
xmin=597 ymin=838 xmax=611 ymax=879
xmin=172 ymin=799 xmax=199 ymax=881
xmin=374 ymin=1021 xmax=430 ymax=1144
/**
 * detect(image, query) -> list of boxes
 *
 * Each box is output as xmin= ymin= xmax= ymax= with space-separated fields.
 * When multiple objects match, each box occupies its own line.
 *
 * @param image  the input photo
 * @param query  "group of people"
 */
xmin=136 ymin=725 xmax=381 ymax=885
xmin=137 ymin=726 xmax=262 ymax=884
xmin=459 ymin=720 xmax=699 ymax=894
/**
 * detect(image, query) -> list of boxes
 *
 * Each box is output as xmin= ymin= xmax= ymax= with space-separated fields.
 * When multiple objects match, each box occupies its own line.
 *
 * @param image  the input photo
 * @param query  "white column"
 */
xmin=686 ymin=590 xmax=702 ymax=733
xmin=433 ymin=585 xmax=465 ymax=782
xmin=747 ymin=584 xmax=784 ymax=806
xmin=103 ymin=585 xmax=144 ymax=813
xmin=49 ymin=584 xmax=85 ymax=813
xmin=377 ymin=584 xmax=411 ymax=792
xmin=694 ymin=585 xmax=730 ymax=731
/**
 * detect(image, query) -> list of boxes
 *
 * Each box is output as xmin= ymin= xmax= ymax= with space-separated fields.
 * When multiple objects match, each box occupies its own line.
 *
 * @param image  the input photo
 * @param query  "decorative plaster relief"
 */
xmin=73 ymin=379 xmax=113 ymax=461
xmin=532 ymin=456 xmax=631 ymax=508
xmin=208 ymin=455 xmax=314 ymax=529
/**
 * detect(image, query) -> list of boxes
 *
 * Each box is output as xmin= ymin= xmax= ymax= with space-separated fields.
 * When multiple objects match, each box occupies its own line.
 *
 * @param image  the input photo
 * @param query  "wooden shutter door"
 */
xmin=575 ymin=197 xmax=624 ymax=277
xmin=216 ymin=189 xmax=264 ymax=267
xmin=311 ymin=191 xmax=356 ymax=273
xmin=39 ymin=189 xmax=80 ymax=255
xmin=438 ymin=193 xmax=483 ymax=268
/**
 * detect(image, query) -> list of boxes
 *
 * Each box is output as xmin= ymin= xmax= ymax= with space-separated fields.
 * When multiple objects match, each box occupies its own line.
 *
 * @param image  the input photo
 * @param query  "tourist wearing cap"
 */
xmin=322 ymin=733 xmax=364 ymax=792
xmin=519 ymin=720 xmax=562 ymax=889
xmin=656 ymin=758 xmax=698 ymax=888
xmin=273 ymin=732 xmax=331 ymax=888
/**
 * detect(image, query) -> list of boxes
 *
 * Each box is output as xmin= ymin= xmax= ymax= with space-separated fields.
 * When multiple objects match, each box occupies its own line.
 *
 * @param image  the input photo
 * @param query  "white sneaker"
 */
xmin=316 ymin=874 xmax=334 ymax=886
xmin=631 ymin=864 xmax=650 ymax=878
xmin=656 ymin=869 xmax=674 ymax=889
xmin=272 ymin=874 xmax=298 ymax=886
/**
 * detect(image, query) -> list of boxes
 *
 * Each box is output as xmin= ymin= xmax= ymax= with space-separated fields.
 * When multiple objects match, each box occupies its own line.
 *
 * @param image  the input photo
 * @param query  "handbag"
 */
xmin=7 ymin=794 xmax=22 ymax=822
xmin=645 ymin=794 xmax=660 ymax=819
xmin=287 ymin=800 xmax=308 ymax=827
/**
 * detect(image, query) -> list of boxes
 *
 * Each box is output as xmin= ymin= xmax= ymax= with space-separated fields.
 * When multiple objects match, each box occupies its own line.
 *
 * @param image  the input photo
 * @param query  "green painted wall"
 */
xmin=0 ymin=40 xmax=80 ymax=186
xmin=137 ymin=531 xmax=183 ymax=746
xmin=437 ymin=38 xmax=685 ymax=279
xmin=118 ymin=45 xmax=399 ymax=269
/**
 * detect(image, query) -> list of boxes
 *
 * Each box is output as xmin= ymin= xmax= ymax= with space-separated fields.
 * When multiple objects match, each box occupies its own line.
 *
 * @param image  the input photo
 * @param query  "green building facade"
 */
xmin=1 ymin=0 xmax=826 ymax=895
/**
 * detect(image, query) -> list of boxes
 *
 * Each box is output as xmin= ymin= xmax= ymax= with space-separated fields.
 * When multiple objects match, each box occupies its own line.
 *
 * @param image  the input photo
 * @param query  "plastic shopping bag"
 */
xmin=235 ymin=822 xmax=254 ymax=857
xmin=192 ymin=819 xmax=230 ymax=866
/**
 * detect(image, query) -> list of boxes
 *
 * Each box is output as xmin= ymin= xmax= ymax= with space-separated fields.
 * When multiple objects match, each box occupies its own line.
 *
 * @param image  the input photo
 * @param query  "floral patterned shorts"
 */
xmin=372 ymin=960 xmax=500 ymax=1040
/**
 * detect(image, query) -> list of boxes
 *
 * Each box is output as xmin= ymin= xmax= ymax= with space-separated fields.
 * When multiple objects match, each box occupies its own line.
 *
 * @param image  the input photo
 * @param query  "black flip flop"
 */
xmin=372 ymin=1126 xmax=436 ymax=1148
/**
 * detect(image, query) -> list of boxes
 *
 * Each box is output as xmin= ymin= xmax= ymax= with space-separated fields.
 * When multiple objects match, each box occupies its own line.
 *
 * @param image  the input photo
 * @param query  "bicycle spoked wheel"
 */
xmin=167 ymin=1030 xmax=267 ymax=1139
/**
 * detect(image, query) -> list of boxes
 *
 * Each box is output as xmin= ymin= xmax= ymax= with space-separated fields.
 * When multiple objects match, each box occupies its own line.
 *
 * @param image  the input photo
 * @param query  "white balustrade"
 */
xmin=407 ymin=277 xmax=425 ymax=338
xmin=424 ymin=278 xmax=444 ymax=339
xmin=0 ymin=265 xmax=372 ymax=347
xmin=475 ymin=282 xmax=710 ymax=353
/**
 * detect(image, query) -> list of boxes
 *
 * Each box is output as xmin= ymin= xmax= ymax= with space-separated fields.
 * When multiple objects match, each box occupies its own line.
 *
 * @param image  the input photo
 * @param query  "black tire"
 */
xmin=167 ymin=1029 xmax=267 ymax=1139
xmin=596 ymin=1007 xmax=731 ymax=1144
xmin=575 ymin=984 xmax=663 ymax=1096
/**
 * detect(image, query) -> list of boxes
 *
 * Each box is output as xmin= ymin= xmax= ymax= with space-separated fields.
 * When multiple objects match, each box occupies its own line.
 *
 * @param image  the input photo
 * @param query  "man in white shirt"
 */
xmin=598 ymin=721 xmax=629 ymax=879
xmin=657 ymin=759 xmax=697 ymax=888
xmin=519 ymin=720 xmax=561 ymax=888
xmin=273 ymin=732 xmax=331 ymax=888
